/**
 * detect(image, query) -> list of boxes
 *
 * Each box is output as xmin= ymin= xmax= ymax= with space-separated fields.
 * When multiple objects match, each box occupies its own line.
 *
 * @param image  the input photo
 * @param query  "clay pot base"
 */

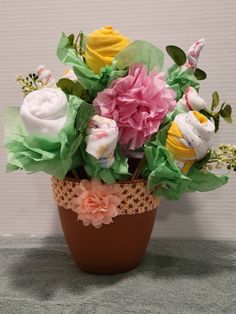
xmin=76 ymin=261 xmax=143 ymax=275
xmin=58 ymin=206 xmax=157 ymax=275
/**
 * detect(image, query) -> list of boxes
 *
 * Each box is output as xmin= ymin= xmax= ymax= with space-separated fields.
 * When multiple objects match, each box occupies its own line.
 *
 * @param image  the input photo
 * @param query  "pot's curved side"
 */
xmin=58 ymin=206 xmax=157 ymax=274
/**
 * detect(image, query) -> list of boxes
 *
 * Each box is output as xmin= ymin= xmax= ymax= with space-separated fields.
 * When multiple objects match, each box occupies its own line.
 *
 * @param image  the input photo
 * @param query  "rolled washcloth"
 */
xmin=184 ymin=38 xmax=205 ymax=71
xmin=35 ymin=65 xmax=56 ymax=86
xmin=166 ymin=111 xmax=215 ymax=174
xmin=86 ymin=115 xmax=119 ymax=168
xmin=177 ymin=86 xmax=206 ymax=112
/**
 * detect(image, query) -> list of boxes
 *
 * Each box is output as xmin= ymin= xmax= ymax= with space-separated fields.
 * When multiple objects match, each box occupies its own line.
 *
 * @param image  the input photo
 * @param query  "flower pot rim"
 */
xmin=51 ymin=176 xmax=159 ymax=215
xmin=58 ymin=176 xmax=147 ymax=186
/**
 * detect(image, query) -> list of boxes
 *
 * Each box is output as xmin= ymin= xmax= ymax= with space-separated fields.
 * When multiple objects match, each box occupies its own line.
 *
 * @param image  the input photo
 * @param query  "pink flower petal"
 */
xmin=93 ymin=64 xmax=176 ymax=150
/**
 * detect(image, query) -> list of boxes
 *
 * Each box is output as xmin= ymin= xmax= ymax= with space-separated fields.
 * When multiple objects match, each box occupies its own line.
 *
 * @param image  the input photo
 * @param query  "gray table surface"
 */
xmin=0 ymin=236 xmax=235 ymax=314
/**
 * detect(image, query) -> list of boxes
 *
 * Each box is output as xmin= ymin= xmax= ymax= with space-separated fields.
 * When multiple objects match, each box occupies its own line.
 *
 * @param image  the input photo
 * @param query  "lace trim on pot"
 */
xmin=51 ymin=177 xmax=160 ymax=215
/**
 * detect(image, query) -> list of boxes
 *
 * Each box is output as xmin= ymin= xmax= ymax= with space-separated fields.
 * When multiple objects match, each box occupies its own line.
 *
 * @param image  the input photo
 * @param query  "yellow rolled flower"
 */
xmin=85 ymin=25 xmax=130 ymax=74
xmin=166 ymin=111 xmax=215 ymax=174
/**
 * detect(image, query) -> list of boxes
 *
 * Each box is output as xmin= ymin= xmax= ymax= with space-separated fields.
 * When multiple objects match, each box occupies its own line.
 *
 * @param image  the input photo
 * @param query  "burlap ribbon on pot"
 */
xmin=51 ymin=177 xmax=159 ymax=215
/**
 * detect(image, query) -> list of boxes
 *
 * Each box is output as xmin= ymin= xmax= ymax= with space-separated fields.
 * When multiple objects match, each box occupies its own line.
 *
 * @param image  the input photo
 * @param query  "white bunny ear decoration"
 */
xmin=185 ymin=39 xmax=205 ymax=71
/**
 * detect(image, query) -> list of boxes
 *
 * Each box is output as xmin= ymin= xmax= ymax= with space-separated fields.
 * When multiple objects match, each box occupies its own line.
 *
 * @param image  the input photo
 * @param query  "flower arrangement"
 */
xmin=5 ymin=26 xmax=236 ymax=229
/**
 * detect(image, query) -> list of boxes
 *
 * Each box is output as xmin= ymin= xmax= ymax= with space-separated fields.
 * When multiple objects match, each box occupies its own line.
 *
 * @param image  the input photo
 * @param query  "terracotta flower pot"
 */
xmin=52 ymin=177 xmax=159 ymax=274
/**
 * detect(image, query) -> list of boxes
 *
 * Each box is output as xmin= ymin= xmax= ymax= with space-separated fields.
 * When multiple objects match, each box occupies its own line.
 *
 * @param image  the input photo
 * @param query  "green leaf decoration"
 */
xmin=75 ymin=101 xmax=94 ymax=133
xmin=200 ymin=109 xmax=213 ymax=120
xmin=57 ymin=35 xmax=164 ymax=99
xmin=4 ymin=96 xmax=85 ymax=179
xmin=57 ymin=78 xmax=82 ymax=96
xmin=166 ymin=45 xmax=186 ymax=66
xmin=68 ymin=33 xmax=75 ymax=46
xmin=143 ymin=125 xmax=228 ymax=200
xmin=220 ymin=104 xmax=232 ymax=123
xmin=57 ymin=32 xmax=75 ymax=61
xmin=57 ymin=78 xmax=90 ymax=102
xmin=80 ymin=145 xmax=130 ymax=183
xmin=57 ymin=32 xmax=110 ymax=99
xmin=114 ymin=40 xmax=164 ymax=72
xmin=167 ymin=64 xmax=199 ymax=100
xmin=194 ymin=68 xmax=207 ymax=80
xmin=194 ymin=151 xmax=211 ymax=169
xmin=200 ymin=109 xmax=220 ymax=132
xmin=213 ymin=114 xmax=220 ymax=132
xmin=211 ymin=91 xmax=220 ymax=110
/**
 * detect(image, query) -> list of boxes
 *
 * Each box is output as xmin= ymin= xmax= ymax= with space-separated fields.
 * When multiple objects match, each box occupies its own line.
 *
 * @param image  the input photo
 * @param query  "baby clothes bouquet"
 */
xmin=4 ymin=26 xmax=236 ymax=228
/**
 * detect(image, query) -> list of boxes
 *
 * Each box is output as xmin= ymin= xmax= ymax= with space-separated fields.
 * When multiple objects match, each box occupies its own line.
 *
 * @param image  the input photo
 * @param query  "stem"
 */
xmin=131 ymin=157 xmax=146 ymax=181
xmin=75 ymin=33 xmax=80 ymax=45
xmin=74 ymin=33 xmax=80 ymax=55
xmin=207 ymin=157 xmax=236 ymax=164
xmin=32 ymin=78 xmax=39 ymax=89
xmin=72 ymin=169 xmax=80 ymax=180
xmin=206 ymin=159 xmax=220 ymax=163
xmin=79 ymin=32 xmax=84 ymax=55
xmin=75 ymin=31 xmax=85 ymax=57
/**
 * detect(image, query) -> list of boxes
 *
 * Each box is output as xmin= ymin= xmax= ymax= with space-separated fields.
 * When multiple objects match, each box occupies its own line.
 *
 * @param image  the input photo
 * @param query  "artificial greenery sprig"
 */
xmin=67 ymin=31 xmax=86 ymax=59
xmin=201 ymin=91 xmax=232 ymax=132
xmin=16 ymin=73 xmax=44 ymax=96
xmin=165 ymin=45 xmax=207 ymax=80
xmin=204 ymin=144 xmax=236 ymax=171
xmin=16 ymin=73 xmax=39 ymax=96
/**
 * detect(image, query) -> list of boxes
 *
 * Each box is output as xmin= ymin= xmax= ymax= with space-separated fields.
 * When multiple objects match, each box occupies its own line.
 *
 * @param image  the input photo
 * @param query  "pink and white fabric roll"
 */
xmin=35 ymin=65 xmax=56 ymax=86
xmin=184 ymin=39 xmax=205 ymax=71
xmin=177 ymin=86 xmax=206 ymax=112
xmin=86 ymin=115 xmax=119 ymax=168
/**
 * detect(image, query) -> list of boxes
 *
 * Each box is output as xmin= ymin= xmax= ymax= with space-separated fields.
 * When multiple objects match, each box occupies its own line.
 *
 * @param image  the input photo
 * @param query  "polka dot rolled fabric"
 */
xmin=85 ymin=115 xmax=119 ymax=168
xmin=166 ymin=111 xmax=215 ymax=174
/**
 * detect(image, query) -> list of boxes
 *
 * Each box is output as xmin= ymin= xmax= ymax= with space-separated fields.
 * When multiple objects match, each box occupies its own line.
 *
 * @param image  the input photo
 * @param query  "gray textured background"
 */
xmin=0 ymin=0 xmax=236 ymax=238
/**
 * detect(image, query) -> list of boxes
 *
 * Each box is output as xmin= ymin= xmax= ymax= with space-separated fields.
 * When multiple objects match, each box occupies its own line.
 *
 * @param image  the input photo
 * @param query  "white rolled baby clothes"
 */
xmin=86 ymin=115 xmax=119 ymax=168
xmin=20 ymin=88 xmax=68 ymax=136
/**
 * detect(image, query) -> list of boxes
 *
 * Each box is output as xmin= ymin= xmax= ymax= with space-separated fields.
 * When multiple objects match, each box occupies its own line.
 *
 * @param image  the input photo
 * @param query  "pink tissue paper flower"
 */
xmin=71 ymin=179 xmax=123 ymax=228
xmin=93 ymin=64 xmax=176 ymax=150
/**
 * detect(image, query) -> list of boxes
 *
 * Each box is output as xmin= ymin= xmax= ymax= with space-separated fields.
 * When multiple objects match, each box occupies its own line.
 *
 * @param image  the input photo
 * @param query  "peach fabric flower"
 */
xmin=71 ymin=179 xmax=122 ymax=228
